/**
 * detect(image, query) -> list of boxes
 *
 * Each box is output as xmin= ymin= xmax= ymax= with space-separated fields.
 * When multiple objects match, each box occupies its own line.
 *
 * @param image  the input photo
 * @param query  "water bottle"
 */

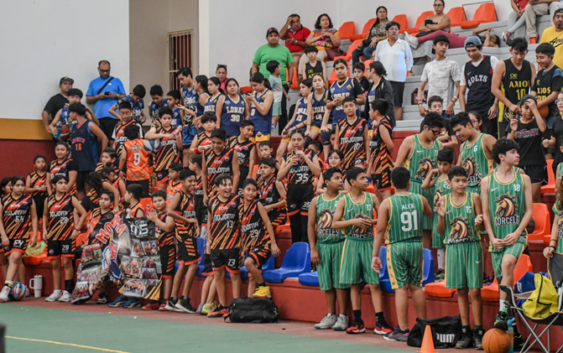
xmin=507 ymin=317 xmax=515 ymax=353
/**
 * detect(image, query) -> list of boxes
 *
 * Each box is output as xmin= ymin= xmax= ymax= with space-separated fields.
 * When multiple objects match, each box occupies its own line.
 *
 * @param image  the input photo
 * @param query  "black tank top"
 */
xmin=464 ymin=55 xmax=495 ymax=111
xmin=305 ymin=60 xmax=323 ymax=79
xmin=71 ymin=119 xmax=98 ymax=172
xmin=512 ymin=118 xmax=546 ymax=166
xmin=501 ymin=59 xmax=532 ymax=107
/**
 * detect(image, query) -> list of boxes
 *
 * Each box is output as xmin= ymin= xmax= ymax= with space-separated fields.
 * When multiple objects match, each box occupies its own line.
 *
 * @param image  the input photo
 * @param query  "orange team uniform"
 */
xmin=173 ymin=190 xmax=200 ymax=265
xmin=203 ymin=147 xmax=235 ymax=199
xmin=124 ymin=139 xmax=150 ymax=181
xmin=208 ymin=194 xmax=242 ymax=273
xmin=337 ymin=117 xmax=367 ymax=170
xmin=46 ymin=194 xmax=77 ymax=259
xmin=153 ymin=125 xmax=181 ymax=185
xmin=156 ymin=212 xmax=176 ymax=278
xmin=1 ymin=194 xmax=33 ymax=255
xmin=166 ymin=180 xmax=183 ymax=205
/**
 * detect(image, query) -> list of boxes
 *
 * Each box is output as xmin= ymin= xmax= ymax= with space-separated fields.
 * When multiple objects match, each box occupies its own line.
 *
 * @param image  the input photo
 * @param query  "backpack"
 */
xmin=225 ymin=297 xmax=279 ymax=323
xmin=522 ymin=273 xmax=559 ymax=320
xmin=407 ymin=316 xmax=462 ymax=349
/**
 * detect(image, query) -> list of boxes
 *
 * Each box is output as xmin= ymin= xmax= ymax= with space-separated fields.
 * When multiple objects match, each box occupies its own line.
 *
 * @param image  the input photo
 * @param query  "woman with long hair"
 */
xmin=299 ymin=14 xmax=342 ymax=72
xmin=351 ymin=6 xmax=390 ymax=65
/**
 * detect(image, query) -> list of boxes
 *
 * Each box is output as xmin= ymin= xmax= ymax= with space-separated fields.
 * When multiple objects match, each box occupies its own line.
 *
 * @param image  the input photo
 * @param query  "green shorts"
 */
xmin=387 ymin=241 xmax=423 ymax=289
xmin=432 ymin=216 xmax=445 ymax=249
xmin=272 ymin=102 xmax=282 ymax=116
xmin=467 ymin=185 xmax=481 ymax=195
xmin=490 ymin=238 xmax=526 ymax=279
xmin=339 ymin=238 xmax=379 ymax=285
xmin=409 ymin=182 xmax=433 ymax=230
xmin=445 ymin=241 xmax=483 ymax=289
xmin=317 ymin=241 xmax=350 ymax=291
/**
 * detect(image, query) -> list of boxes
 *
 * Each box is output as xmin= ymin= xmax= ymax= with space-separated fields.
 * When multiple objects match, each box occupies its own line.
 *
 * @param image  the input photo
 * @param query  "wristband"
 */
xmin=550 ymin=245 xmax=557 ymax=250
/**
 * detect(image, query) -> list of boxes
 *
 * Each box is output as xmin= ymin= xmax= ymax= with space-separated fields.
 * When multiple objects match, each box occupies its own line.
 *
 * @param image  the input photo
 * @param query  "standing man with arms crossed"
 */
xmin=42 ymin=77 xmax=73 ymax=136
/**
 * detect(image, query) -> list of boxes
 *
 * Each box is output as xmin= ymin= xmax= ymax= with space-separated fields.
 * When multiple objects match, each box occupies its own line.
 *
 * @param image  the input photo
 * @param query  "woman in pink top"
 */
xmin=216 ymin=64 xmax=228 ymax=91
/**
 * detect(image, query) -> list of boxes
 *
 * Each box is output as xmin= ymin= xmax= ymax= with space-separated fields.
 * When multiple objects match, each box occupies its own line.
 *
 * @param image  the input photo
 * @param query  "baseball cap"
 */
xmin=464 ymin=36 xmax=483 ymax=48
xmin=60 ymin=76 xmax=74 ymax=85
xmin=554 ymin=8 xmax=563 ymax=17
xmin=266 ymin=27 xmax=279 ymax=36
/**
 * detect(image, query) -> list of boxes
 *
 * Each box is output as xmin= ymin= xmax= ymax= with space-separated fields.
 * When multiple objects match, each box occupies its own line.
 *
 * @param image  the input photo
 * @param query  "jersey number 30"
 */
xmin=400 ymin=210 xmax=418 ymax=232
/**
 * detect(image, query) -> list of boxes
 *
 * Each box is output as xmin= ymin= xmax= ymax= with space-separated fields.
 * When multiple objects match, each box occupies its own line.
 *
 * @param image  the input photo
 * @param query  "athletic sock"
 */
xmin=437 ymin=248 xmax=445 ymax=270
xmin=499 ymin=299 xmax=506 ymax=311
xmin=4 ymin=281 xmax=13 ymax=287
xmin=375 ymin=311 xmax=384 ymax=321
xmin=353 ymin=310 xmax=362 ymax=323
xmin=462 ymin=325 xmax=471 ymax=334
xmin=475 ymin=325 xmax=483 ymax=332
xmin=258 ymin=282 xmax=266 ymax=287
xmin=64 ymin=279 xmax=74 ymax=293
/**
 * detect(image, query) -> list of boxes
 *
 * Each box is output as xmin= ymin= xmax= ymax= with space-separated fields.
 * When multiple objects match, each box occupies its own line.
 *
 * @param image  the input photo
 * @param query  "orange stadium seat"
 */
xmin=406 ymin=11 xmax=434 ymax=35
xmin=363 ymin=59 xmax=373 ymax=74
xmin=345 ymin=39 xmax=364 ymax=61
xmin=460 ymin=3 xmax=497 ymax=29
xmin=139 ymin=198 xmax=154 ymax=214
xmin=350 ymin=18 xmax=376 ymax=41
xmin=425 ymin=281 xmax=456 ymax=298
xmin=328 ymin=56 xmax=350 ymax=84
xmin=290 ymin=67 xmax=299 ymax=90
xmin=339 ymin=21 xmax=357 ymax=40
xmin=528 ymin=203 xmax=551 ymax=241
xmin=541 ymin=159 xmax=555 ymax=194
xmin=482 ymin=254 xmax=532 ymax=301
xmin=391 ymin=14 xmax=408 ymax=33
xmin=447 ymin=7 xmax=466 ymax=28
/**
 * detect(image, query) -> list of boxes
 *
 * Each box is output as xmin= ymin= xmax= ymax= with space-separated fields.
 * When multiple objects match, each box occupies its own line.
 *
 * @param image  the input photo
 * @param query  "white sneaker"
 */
xmin=23 ymin=285 xmax=30 ymax=297
xmin=314 ymin=313 xmax=337 ymax=329
xmin=0 ymin=285 xmax=10 ymax=302
xmin=333 ymin=314 xmax=349 ymax=331
xmin=404 ymin=32 xmax=419 ymax=49
xmin=58 ymin=290 xmax=71 ymax=302
xmin=45 ymin=290 xmax=62 ymax=302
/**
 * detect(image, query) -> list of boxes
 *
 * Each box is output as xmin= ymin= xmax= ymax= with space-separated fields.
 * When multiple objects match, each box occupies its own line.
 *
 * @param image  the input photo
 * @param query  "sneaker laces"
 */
xmin=320 ymin=314 xmax=334 ymax=324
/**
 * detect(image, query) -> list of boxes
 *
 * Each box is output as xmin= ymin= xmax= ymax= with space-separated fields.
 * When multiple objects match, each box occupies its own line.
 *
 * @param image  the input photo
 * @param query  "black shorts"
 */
xmin=76 ymin=171 xmax=91 ymax=191
xmin=238 ymin=166 xmax=249 ymax=192
xmin=159 ymin=244 xmax=176 ymax=278
xmin=33 ymin=195 xmax=47 ymax=218
xmin=320 ymin=125 xmax=336 ymax=146
xmin=177 ymin=236 xmax=201 ymax=265
xmin=4 ymin=238 xmax=29 ymax=255
xmin=210 ymin=248 xmax=241 ymax=273
xmin=194 ymin=196 xmax=208 ymax=225
xmin=268 ymin=211 xmax=287 ymax=227
xmin=47 ymin=238 xmax=76 ymax=258
xmin=202 ymin=251 xmax=213 ymax=276
xmin=287 ymin=183 xmax=315 ymax=215
xmin=390 ymin=81 xmax=405 ymax=107
xmin=372 ymin=168 xmax=392 ymax=191
xmin=248 ymin=245 xmax=271 ymax=271
xmin=126 ymin=179 xmax=150 ymax=198
xmin=521 ymin=165 xmax=547 ymax=185
xmin=156 ymin=170 xmax=169 ymax=186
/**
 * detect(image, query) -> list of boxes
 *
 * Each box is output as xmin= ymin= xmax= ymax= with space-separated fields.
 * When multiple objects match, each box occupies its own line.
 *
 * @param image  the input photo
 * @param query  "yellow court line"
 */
xmin=6 ymin=336 xmax=130 ymax=353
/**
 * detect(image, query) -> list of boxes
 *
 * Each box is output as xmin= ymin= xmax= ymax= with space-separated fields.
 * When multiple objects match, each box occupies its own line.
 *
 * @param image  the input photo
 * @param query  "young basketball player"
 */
xmin=189 ymin=112 xmax=216 ymax=155
xmin=229 ymin=120 xmax=256 ymax=192
xmin=202 ymin=129 xmax=239 ymax=206
xmin=119 ymin=125 xmax=151 ymax=198
xmin=220 ymin=78 xmax=248 ymax=137
xmin=0 ymin=177 xmax=38 ymax=302
xmin=333 ymin=97 xmax=369 ymax=171
xmin=166 ymin=162 xmax=183 ymax=203
xmin=101 ymin=167 xmax=126 ymax=202
xmin=372 ymin=167 xmax=432 ymax=342
xmin=368 ymin=99 xmax=394 ymax=200
xmin=435 ymin=166 xmax=485 ymax=349
xmin=166 ymin=169 xmax=200 ymax=313
xmin=43 ymin=175 xmax=88 ymax=302
xmin=279 ymin=79 xmax=312 ymax=160
xmin=308 ymin=167 xmax=350 ymax=331
xmin=544 ymin=170 xmax=563 ymax=257
xmin=111 ymin=101 xmax=144 ymax=162
xmin=315 ymin=150 xmax=351 ymax=194
xmin=258 ymin=158 xmax=287 ymax=228
xmin=25 ymin=155 xmax=48 ymax=219
xmin=110 ymin=84 xmax=146 ymax=123
xmin=245 ymin=72 xmax=274 ymax=142
xmin=149 ymin=84 xmax=169 ymax=128
xmin=206 ymin=175 xmax=242 ymax=318
xmin=96 ymin=147 xmax=118 ymax=173
xmin=47 ymin=142 xmax=78 ymax=196
xmin=306 ymin=74 xmax=328 ymax=152
xmin=395 ymin=112 xmax=444 ymax=248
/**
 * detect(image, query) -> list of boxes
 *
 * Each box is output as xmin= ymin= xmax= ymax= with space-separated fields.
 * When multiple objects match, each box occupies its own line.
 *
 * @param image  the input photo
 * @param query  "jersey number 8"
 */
xmin=133 ymin=152 xmax=141 ymax=166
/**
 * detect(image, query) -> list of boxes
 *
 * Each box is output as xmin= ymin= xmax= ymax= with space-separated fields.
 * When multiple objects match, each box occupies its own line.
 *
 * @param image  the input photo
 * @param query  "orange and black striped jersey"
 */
xmin=196 ymin=131 xmax=212 ymax=149
xmin=1 ymin=194 xmax=33 ymax=239
xmin=124 ymin=139 xmax=150 ymax=181
xmin=228 ymin=136 xmax=255 ymax=168
xmin=259 ymin=177 xmax=286 ymax=214
xmin=209 ymin=194 xmax=241 ymax=250
xmin=47 ymin=194 xmax=74 ymax=241
xmin=156 ymin=212 xmax=175 ymax=247
xmin=95 ymin=163 xmax=120 ymax=174
xmin=174 ymin=191 xmax=197 ymax=240
xmin=337 ymin=117 xmax=368 ymax=169
xmin=167 ymin=180 xmax=183 ymax=202
xmin=369 ymin=117 xmax=394 ymax=176
xmin=112 ymin=120 xmax=143 ymax=160
xmin=128 ymin=202 xmax=145 ymax=218
xmin=204 ymin=147 xmax=235 ymax=197
xmin=49 ymin=159 xmax=78 ymax=195
xmin=194 ymin=176 xmax=203 ymax=198
xmin=282 ymin=149 xmax=317 ymax=185
xmin=28 ymin=171 xmax=47 ymax=197
xmin=153 ymin=126 xmax=180 ymax=172
xmin=239 ymin=199 xmax=270 ymax=252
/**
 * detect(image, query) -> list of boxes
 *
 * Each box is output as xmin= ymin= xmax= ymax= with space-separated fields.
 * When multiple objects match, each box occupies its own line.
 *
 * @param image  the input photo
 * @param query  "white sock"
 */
xmin=53 ymin=289 xmax=61 ymax=293
xmin=437 ymin=248 xmax=446 ymax=270
xmin=499 ymin=299 xmax=506 ymax=310
xmin=4 ymin=280 xmax=13 ymax=286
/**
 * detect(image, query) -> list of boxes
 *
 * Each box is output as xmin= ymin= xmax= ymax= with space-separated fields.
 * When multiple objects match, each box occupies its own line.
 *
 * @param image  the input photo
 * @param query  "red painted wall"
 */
xmin=0 ymin=140 xmax=56 ymax=179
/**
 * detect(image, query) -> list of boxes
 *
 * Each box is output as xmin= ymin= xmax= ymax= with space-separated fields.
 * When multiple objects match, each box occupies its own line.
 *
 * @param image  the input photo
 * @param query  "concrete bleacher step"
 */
xmin=451 ymin=14 xmax=553 ymax=42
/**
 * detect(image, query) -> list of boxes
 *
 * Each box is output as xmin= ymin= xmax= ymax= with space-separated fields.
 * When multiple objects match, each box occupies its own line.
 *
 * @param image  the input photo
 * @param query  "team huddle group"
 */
xmin=2 ymin=29 xmax=563 ymax=348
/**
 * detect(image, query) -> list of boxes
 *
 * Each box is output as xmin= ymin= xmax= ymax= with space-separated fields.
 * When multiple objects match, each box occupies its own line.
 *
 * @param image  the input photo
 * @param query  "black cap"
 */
xmin=60 ymin=76 xmax=74 ymax=85
xmin=554 ymin=8 xmax=563 ymax=17
xmin=266 ymin=27 xmax=279 ymax=37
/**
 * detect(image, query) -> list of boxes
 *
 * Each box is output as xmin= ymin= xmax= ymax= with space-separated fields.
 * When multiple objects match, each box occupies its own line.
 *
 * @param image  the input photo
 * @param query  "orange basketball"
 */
xmin=483 ymin=329 xmax=512 ymax=353
xmin=59 ymin=125 xmax=71 ymax=141
xmin=538 ymin=104 xmax=549 ymax=119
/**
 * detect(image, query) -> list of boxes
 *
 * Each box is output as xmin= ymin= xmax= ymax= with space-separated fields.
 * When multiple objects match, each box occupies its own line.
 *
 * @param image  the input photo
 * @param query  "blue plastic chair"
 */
xmin=380 ymin=246 xmax=434 ymax=293
xmin=422 ymin=248 xmax=435 ymax=285
xmin=196 ymin=237 xmax=206 ymax=278
xmin=379 ymin=246 xmax=395 ymax=293
xmin=298 ymin=271 xmax=319 ymax=286
xmin=262 ymin=243 xmax=311 ymax=283
xmin=240 ymin=255 xmax=274 ymax=276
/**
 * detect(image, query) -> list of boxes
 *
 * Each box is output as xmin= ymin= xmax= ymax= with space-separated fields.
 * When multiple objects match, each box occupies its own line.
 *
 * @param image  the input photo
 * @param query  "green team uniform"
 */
xmin=442 ymin=193 xmax=483 ymax=289
xmin=488 ymin=171 xmax=528 ymax=279
xmin=385 ymin=193 xmax=424 ymax=289
xmin=315 ymin=193 xmax=349 ymax=291
xmin=432 ymin=176 xmax=452 ymax=249
xmin=404 ymin=134 xmax=440 ymax=230
xmin=557 ymin=162 xmax=563 ymax=181
xmin=552 ymin=203 xmax=563 ymax=253
xmin=339 ymin=192 xmax=379 ymax=285
xmin=460 ymin=133 xmax=494 ymax=195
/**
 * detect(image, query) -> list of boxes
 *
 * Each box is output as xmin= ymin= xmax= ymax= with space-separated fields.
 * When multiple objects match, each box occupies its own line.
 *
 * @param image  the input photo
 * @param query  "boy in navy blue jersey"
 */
xmin=49 ymin=89 xmax=99 ymax=139
xmin=110 ymin=84 xmax=147 ymax=124
xmin=149 ymin=84 xmax=169 ymax=129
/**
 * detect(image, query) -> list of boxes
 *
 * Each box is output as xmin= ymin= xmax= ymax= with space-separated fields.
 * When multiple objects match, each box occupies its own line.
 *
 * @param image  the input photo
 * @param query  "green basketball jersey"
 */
xmin=443 ymin=193 xmax=480 ymax=245
xmin=342 ymin=192 xmax=374 ymax=240
xmin=460 ymin=133 xmax=494 ymax=188
xmin=316 ymin=193 xmax=345 ymax=243
xmin=488 ymin=171 xmax=527 ymax=245
xmin=552 ymin=203 xmax=563 ymax=253
xmin=557 ymin=162 xmax=563 ymax=180
xmin=386 ymin=192 xmax=424 ymax=244
xmin=432 ymin=176 xmax=452 ymax=231
xmin=404 ymin=134 xmax=440 ymax=184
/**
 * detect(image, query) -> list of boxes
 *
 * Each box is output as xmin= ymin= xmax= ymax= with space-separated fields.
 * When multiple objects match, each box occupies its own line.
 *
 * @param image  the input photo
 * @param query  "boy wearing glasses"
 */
xmin=395 ymin=112 xmax=445 ymax=248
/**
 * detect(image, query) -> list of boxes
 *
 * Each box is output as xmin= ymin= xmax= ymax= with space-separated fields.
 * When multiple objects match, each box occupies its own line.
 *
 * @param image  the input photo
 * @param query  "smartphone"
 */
xmin=105 ymin=91 xmax=111 ymax=95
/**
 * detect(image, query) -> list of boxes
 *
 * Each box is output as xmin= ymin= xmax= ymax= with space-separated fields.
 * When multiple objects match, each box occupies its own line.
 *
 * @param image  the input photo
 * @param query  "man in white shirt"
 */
xmin=459 ymin=36 xmax=500 ymax=137
xmin=373 ymin=21 xmax=414 ymax=121
xmin=417 ymin=35 xmax=462 ymax=119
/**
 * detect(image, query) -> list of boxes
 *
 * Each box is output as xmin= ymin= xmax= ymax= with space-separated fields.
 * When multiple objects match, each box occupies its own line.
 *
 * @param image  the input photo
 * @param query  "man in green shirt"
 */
xmin=252 ymin=27 xmax=295 ymax=130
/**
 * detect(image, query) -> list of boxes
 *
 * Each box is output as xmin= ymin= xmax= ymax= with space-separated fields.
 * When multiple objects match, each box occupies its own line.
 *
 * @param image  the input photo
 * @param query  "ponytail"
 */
xmin=209 ymin=76 xmax=226 ymax=95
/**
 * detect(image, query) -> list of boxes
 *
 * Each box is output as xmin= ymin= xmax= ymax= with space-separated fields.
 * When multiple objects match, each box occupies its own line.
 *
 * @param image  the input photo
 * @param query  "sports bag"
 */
xmin=225 ymin=297 xmax=279 ymax=323
xmin=407 ymin=316 xmax=462 ymax=349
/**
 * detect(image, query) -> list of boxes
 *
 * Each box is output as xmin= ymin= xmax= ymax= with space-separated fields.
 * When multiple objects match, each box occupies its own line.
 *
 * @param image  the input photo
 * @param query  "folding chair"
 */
xmin=499 ymin=253 xmax=563 ymax=353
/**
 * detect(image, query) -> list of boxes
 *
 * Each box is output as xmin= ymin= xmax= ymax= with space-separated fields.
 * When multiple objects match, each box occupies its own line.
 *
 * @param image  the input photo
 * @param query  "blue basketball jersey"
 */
xmin=204 ymin=93 xmax=223 ymax=115
xmin=330 ymin=78 xmax=358 ymax=123
xmin=182 ymin=86 xmax=199 ymax=126
xmin=249 ymin=89 xmax=273 ymax=135
xmin=311 ymin=90 xmax=328 ymax=127
xmin=288 ymin=97 xmax=308 ymax=129
xmin=118 ymin=95 xmax=144 ymax=122
xmin=150 ymin=98 xmax=168 ymax=120
xmin=71 ymin=119 xmax=98 ymax=172
xmin=53 ymin=104 xmax=73 ymax=139
xmin=221 ymin=94 xmax=245 ymax=137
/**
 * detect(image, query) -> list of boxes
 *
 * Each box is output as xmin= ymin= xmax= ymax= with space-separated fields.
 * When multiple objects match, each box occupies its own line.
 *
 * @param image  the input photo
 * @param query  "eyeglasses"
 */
xmin=99 ymin=69 xmax=110 ymax=73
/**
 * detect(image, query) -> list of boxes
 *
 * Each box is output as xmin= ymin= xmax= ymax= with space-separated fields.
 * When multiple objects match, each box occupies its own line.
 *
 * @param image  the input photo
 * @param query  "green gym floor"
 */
xmin=1 ymin=299 xmax=423 ymax=353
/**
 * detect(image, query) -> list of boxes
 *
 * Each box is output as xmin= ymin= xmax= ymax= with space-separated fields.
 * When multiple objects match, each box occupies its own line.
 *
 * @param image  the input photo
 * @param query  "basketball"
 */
xmin=538 ymin=104 xmax=549 ymax=119
xmin=59 ymin=125 xmax=71 ymax=141
xmin=143 ymin=139 xmax=161 ymax=154
xmin=9 ymin=282 xmax=25 ymax=301
xmin=483 ymin=329 xmax=512 ymax=353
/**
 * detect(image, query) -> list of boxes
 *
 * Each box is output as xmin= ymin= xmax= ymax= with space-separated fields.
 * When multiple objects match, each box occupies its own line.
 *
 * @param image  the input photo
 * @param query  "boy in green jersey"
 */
xmin=332 ymin=167 xmax=392 ymax=335
xmin=436 ymin=166 xmax=485 ymax=349
xmin=481 ymin=139 xmax=532 ymax=332
xmin=422 ymin=148 xmax=454 ymax=281
xmin=545 ymin=175 xmax=563 ymax=257
xmin=308 ymin=168 xmax=349 ymax=331
xmin=395 ymin=112 xmax=444 ymax=249
xmin=372 ymin=167 xmax=432 ymax=342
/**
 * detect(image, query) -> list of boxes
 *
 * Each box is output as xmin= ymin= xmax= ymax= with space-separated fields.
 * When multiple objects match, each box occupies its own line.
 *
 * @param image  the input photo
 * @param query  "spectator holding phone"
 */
xmin=86 ymin=60 xmax=126 ymax=139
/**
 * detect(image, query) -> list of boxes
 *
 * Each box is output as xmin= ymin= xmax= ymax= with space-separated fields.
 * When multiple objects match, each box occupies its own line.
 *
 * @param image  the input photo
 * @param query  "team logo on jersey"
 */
xmin=317 ymin=210 xmax=338 ymax=237
xmin=494 ymin=195 xmax=520 ymax=226
xmin=463 ymin=156 xmax=481 ymax=184
xmin=433 ymin=189 xmax=443 ymax=211
xmin=350 ymin=214 xmax=371 ymax=238
xmin=415 ymin=158 xmax=436 ymax=181
xmin=448 ymin=217 xmax=472 ymax=244
xmin=225 ymin=100 xmax=230 ymax=105
xmin=346 ymin=85 xmax=352 ymax=90
xmin=558 ymin=210 xmax=563 ymax=238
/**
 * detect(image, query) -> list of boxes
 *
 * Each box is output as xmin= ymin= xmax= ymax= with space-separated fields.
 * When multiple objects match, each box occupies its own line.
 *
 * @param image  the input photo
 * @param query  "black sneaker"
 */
xmin=494 ymin=308 xmax=508 ymax=331
xmin=513 ymin=334 xmax=524 ymax=352
xmin=474 ymin=329 xmax=485 ymax=350
xmin=176 ymin=297 xmax=196 ymax=313
xmin=455 ymin=330 xmax=474 ymax=349
xmin=97 ymin=293 xmax=108 ymax=304
xmin=435 ymin=269 xmax=445 ymax=282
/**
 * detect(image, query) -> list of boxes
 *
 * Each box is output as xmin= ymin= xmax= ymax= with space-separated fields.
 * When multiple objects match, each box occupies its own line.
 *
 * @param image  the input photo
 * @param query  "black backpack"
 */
xmin=225 ymin=297 xmax=279 ymax=323
xmin=407 ymin=316 xmax=462 ymax=349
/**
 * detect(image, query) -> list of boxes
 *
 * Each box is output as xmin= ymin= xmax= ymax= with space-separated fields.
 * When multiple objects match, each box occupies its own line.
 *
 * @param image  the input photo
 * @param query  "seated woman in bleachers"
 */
xmin=404 ymin=0 xmax=469 ymax=49
xmin=351 ymin=6 xmax=390 ymax=65
xmin=473 ymin=27 xmax=501 ymax=47
xmin=299 ymin=14 xmax=342 ymax=72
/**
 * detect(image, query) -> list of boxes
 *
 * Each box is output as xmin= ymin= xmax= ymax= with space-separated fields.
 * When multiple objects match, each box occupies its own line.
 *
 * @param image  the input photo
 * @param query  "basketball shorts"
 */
xmin=490 ymin=238 xmax=526 ymax=280
xmin=287 ymin=184 xmax=315 ymax=216
xmin=47 ymin=238 xmax=76 ymax=259
xmin=156 ymin=170 xmax=169 ymax=186
xmin=159 ymin=244 xmax=176 ymax=278
xmin=248 ymin=245 xmax=271 ymax=271
xmin=317 ymin=241 xmax=349 ymax=291
xmin=4 ymin=238 xmax=29 ymax=255
xmin=387 ymin=241 xmax=423 ymax=289
xmin=177 ymin=236 xmax=201 ymax=266
xmin=432 ymin=217 xmax=445 ymax=249
xmin=268 ymin=211 xmax=287 ymax=228
xmin=445 ymin=241 xmax=483 ymax=289
xmin=340 ymin=237 xmax=379 ymax=285
xmin=251 ymin=132 xmax=270 ymax=143
xmin=521 ymin=165 xmax=547 ymax=185
xmin=409 ymin=181 xmax=434 ymax=230
xmin=210 ymin=248 xmax=241 ymax=273
xmin=372 ymin=167 xmax=392 ymax=191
